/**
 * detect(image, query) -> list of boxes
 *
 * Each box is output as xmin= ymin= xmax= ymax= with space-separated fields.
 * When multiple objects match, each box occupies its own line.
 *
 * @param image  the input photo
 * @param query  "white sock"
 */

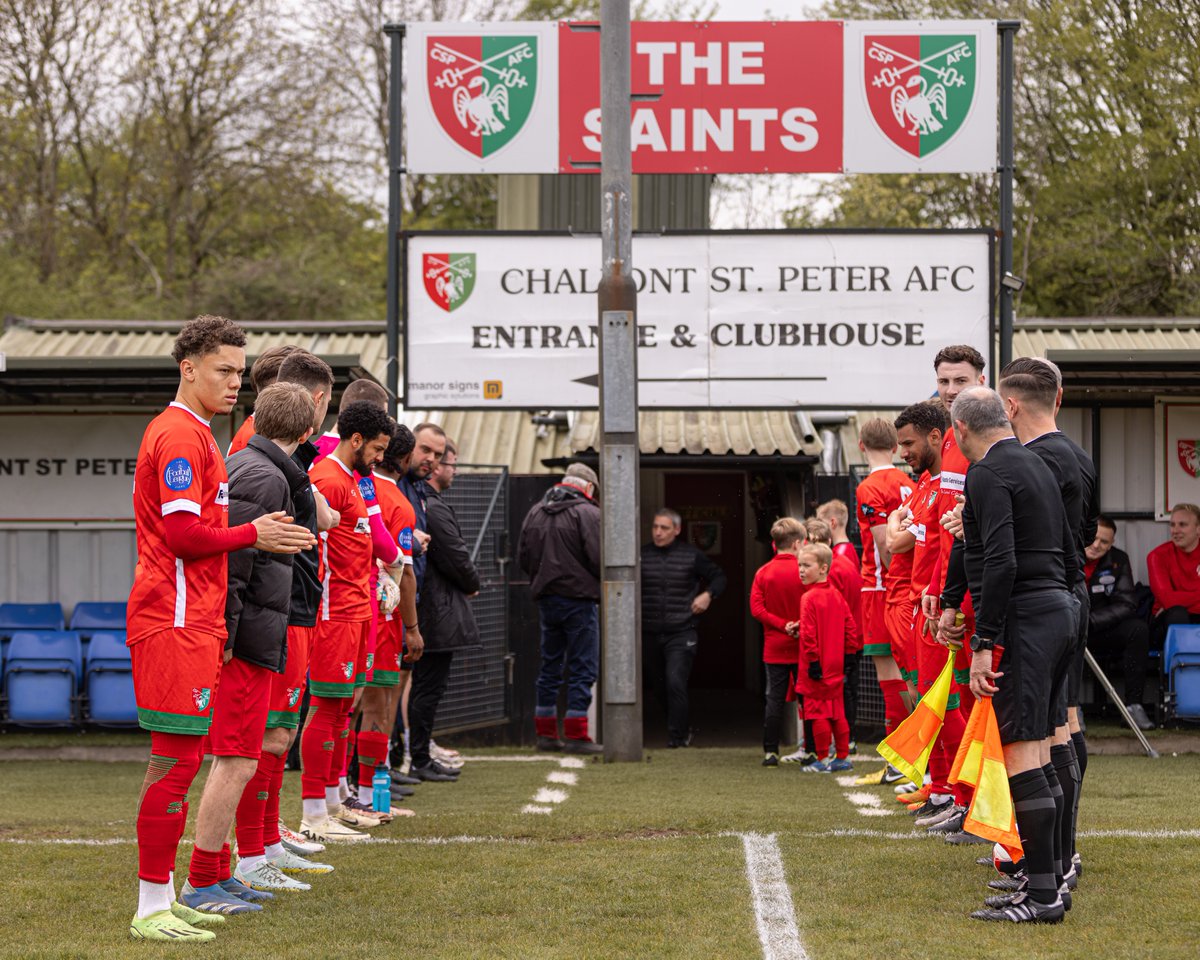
xmin=929 ymin=793 xmax=953 ymax=805
xmin=137 ymin=879 xmax=172 ymax=919
xmin=303 ymin=797 xmax=327 ymax=820
xmin=168 ymin=871 xmax=177 ymax=904
xmin=358 ymin=784 xmax=373 ymax=806
xmin=238 ymin=854 xmax=266 ymax=872
xmin=337 ymin=776 xmax=350 ymax=801
xmin=264 ymin=842 xmax=285 ymax=860
xmin=325 ymin=786 xmax=341 ymax=808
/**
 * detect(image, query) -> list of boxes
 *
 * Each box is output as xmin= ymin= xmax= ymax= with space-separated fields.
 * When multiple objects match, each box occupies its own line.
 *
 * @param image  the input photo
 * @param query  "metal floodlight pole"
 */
xmin=598 ymin=0 xmax=642 ymax=762
xmin=384 ymin=22 xmax=406 ymax=416
xmin=998 ymin=20 xmax=1020 ymax=370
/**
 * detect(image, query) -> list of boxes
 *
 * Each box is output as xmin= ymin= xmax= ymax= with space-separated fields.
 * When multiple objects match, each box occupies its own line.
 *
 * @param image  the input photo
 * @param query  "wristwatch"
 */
xmin=969 ymin=634 xmax=995 ymax=652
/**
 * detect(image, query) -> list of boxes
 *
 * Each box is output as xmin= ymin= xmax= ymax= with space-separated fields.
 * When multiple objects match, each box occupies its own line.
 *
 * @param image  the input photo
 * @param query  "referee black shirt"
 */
xmin=1025 ymin=431 xmax=1098 ymax=583
xmin=943 ymin=435 xmax=1074 ymax=640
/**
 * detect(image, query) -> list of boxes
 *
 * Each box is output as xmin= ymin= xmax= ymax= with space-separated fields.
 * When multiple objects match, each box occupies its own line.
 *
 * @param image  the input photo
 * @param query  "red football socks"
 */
xmin=832 ymin=717 xmax=850 ymax=760
xmin=136 ymin=732 xmax=203 ymax=884
xmin=327 ymin=709 xmax=353 ymax=788
xmin=356 ymin=731 xmax=390 ymax=788
xmin=880 ymin=679 xmax=909 ymax=734
xmin=811 ymin=719 xmax=832 ymax=759
xmin=300 ymin=696 xmax=347 ymax=799
xmin=260 ymin=750 xmax=287 ymax=847
xmin=187 ymin=845 xmax=223 ymax=889
xmin=218 ymin=843 xmax=232 ymax=882
xmin=234 ymin=753 xmax=274 ymax=859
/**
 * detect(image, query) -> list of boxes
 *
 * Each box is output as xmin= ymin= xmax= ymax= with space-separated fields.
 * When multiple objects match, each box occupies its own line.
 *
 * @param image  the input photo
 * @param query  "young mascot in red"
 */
xmin=794 ymin=543 xmax=859 ymax=773
xmin=750 ymin=517 xmax=808 ymax=766
xmin=127 ymin=317 xmax=314 ymax=941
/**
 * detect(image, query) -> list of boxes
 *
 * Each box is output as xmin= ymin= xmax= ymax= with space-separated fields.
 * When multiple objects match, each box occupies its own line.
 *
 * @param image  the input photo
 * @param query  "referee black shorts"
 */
xmin=1066 ymin=579 xmax=1090 ymax=708
xmin=993 ymin=589 xmax=1076 ymax=745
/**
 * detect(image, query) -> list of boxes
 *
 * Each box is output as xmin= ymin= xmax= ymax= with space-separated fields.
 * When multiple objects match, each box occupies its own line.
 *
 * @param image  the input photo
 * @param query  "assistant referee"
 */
xmin=940 ymin=387 xmax=1076 ymax=924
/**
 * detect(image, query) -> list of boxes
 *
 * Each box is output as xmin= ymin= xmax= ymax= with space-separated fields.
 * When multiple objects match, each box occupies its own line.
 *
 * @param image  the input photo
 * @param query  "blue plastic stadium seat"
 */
xmin=3 ymin=630 xmax=82 ymax=727
xmin=70 ymin=602 xmax=127 ymax=634
xmin=84 ymin=631 xmax=137 ymax=727
xmin=1163 ymin=625 xmax=1200 ymax=721
xmin=0 ymin=603 xmax=65 ymax=634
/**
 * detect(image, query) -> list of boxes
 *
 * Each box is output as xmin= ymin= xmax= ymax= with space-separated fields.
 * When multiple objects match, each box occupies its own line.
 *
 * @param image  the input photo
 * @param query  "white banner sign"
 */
xmin=404 ymin=232 xmax=992 ymax=409
xmin=1155 ymin=397 xmax=1200 ymax=520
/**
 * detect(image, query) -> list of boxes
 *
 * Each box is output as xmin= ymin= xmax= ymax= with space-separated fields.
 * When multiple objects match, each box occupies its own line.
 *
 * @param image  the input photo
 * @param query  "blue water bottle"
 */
xmin=372 ymin=766 xmax=391 ymax=814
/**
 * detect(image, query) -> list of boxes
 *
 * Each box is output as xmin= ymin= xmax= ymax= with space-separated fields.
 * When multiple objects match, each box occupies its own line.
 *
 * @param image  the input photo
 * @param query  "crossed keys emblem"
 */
xmin=431 ymin=41 xmax=533 ymax=91
xmin=868 ymin=40 xmax=972 ymax=137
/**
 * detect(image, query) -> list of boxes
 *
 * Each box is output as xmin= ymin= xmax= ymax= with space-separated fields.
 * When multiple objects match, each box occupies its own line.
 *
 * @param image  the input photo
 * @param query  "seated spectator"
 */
xmin=1085 ymin=517 xmax=1153 ymax=730
xmin=1147 ymin=503 xmax=1200 ymax=649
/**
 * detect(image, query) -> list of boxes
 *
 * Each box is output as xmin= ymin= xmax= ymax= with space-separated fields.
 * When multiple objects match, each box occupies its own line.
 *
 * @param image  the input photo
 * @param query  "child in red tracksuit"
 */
xmin=750 ymin=517 xmax=808 ymax=766
xmin=794 ymin=543 xmax=858 ymax=773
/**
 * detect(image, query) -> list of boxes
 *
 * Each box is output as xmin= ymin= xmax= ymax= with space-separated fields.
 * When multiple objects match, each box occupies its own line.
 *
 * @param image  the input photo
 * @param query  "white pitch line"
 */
xmin=533 ymin=787 xmax=569 ymax=804
xmin=835 ymin=776 xmax=858 ymax=787
xmin=740 ymin=832 xmax=807 ymax=960
xmin=457 ymin=754 xmax=564 ymax=763
xmin=844 ymin=791 xmax=884 ymax=808
xmin=521 ymin=805 xmax=554 ymax=815
xmin=546 ymin=771 xmax=579 ymax=786
xmin=558 ymin=756 xmax=586 ymax=769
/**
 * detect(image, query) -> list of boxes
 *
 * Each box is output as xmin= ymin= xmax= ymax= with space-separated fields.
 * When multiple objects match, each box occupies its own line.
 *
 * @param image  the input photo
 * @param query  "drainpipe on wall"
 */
xmin=809 ymin=411 xmax=854 ymax=475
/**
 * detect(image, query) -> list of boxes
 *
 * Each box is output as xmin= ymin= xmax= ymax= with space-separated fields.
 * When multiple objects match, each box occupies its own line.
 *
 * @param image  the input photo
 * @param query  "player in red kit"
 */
xmin=226 ymin=345 xmax=300 ymax=457
xmin=817 ymin=499 xmax=859 ymax=567
xmin=300 ymin=401 xmax=403 ymax=842
xmin=127 ymin=317 xmax=314 ymax=941
xmin=852 ymin=418 xmax=916 ymax=785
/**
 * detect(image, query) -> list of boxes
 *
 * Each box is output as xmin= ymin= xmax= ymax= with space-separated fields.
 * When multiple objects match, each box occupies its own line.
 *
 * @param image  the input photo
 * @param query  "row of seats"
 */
xmin=1 ymin=603 xmax=134 ymax=727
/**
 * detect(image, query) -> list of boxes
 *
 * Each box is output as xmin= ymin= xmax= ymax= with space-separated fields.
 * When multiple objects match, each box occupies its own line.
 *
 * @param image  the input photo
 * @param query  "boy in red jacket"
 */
xmin=750 ymin=518 xmax=807 ymax=766
xmin=794 ymin=543 xmax=858 ymax=773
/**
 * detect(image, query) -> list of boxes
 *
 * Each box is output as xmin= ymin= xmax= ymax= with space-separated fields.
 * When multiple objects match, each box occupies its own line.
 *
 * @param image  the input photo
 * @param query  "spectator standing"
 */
xmin=518 ymin=463 xmax=603 ymax=754
xmin=409 ymin=440 xmax=482 ymax=781
xmin=641 ymin=508 xmax=727 ymax=748
xmin=1085 ymin=518 xmax=1153 ymax=729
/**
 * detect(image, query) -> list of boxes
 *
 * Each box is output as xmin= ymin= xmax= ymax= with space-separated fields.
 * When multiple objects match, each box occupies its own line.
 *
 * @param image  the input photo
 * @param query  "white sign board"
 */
xmin=404 ymin=232 xmax=992 ymax=409
xmin=1155 ymin=397 xmax=1200 ymax=520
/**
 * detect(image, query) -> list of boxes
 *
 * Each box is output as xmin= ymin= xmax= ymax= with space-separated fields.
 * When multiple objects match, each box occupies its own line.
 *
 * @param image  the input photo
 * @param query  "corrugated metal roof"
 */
xmin=1013 ymin=318 xmax=1200 ymax=356
xmin=569 ymin=409 xmax=821 ymax=457
xmin=398 ymin=409 xmax=573 ymax=474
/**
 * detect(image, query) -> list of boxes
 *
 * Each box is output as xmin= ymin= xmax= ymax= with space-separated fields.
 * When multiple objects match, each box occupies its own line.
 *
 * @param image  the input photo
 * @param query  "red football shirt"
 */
xmin=932 ymin=427 xmax=971 ymax=594
xmin=855 ymin=465 xmax=914 ymax=591
xmin=310 ymin=453 xmax=373 ymax=621
xmin=226 ymin=414 xmax=255 ymax=457
xmin=128 ymin=403 xmax=231 ymax=643
xmin=887 ymin=474 xmax=925 ymax=607
xmin=374 ymin=474 xmax=415 ymax=567
xmin=908 ymin=471 xmax=944 ymax=602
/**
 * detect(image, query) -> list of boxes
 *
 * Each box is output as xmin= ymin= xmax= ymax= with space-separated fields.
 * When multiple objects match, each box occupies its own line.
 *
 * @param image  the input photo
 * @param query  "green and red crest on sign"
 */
xmin=864 ymin=34 xmax=977 ymax=158
xmin=423 ymin=253 xmax=476 ymax=312
xmin=427 ymin=34 xmax=538 ymax=158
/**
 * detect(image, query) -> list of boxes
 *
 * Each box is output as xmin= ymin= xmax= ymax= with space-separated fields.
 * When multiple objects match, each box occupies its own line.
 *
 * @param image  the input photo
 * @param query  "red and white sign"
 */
xmin=1155 ymin=398 xmax=1200 ymax=520
xmin=405 ymin=20 xmax=997 ymax=175
xmin=558 ymin=21 xmax=843 ymax=173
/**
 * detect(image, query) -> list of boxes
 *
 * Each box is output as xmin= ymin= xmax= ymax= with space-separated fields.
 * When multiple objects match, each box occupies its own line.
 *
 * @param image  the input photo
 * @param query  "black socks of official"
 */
xmin=1009 ymin=768 xmax=1060 ymax=905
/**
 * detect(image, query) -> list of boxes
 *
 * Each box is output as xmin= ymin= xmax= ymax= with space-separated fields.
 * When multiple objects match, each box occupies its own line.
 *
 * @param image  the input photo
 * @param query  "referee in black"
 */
xmin=940 ymin=387 xmax=1075 ymax=924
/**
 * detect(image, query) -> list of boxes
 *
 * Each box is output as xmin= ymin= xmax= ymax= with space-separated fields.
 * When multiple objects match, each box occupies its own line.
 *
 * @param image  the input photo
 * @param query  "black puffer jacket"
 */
xmin=518 ymin=485 xmax=601 ymax=601
xmin=640 ymin=539 xmax=727 ymax=634
xmin=288 ymin=440 xmax=321 ymax=627
xmin=1087 ymin=546 xmax=1140 ymax=635
xmin=224 ymin=435 xmax=309 ymax=671
xmin=418 ymin=487 xmax=481 ymax=651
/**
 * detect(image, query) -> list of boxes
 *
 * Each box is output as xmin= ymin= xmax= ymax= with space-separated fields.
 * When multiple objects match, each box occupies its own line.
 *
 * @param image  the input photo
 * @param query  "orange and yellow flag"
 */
xmin=950 ymin=697 xmax=1023 ymax=859
xmin=876 ymin=649 xmax=953 ymax=789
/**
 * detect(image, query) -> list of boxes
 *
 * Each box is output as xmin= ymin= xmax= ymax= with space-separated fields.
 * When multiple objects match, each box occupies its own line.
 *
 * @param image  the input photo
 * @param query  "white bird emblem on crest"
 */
xmin=891 ymin=75 xmax=948 ymax=136
xmin=453 ymin=76 xmax=510 ymax=137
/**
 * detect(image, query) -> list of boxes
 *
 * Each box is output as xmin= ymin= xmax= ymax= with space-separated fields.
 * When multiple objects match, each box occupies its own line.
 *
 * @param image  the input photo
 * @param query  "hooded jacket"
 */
xmin=417 ymin=485 xmax=481 ymax=651
xmin=224 ymin=435 xmax=309 ymax=671
xmin=518 ymin=484 xmax=601 ymax=602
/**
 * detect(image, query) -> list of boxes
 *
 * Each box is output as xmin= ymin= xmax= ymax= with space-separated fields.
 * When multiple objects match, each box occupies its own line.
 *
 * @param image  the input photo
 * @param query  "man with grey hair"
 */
xmin=940 ymin=386 xmax=1077 ymax=924
xmin=641 ymin=508 xmax=727 ymax=747
xmin=518 ymin=462 xmax=603 ymax=754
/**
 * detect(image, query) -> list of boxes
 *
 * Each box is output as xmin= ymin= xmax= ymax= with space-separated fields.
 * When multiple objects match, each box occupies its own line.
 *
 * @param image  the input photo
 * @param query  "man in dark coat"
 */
xmin=409 ymin=439 xmax=480 ymax=781
xmin=641 ymin=508 xmax=727 ymax=748
xmin=518 ymin=463 xmax=602 ymax=754
xmin=1085 ymin=516 xmax=1153 ymax=729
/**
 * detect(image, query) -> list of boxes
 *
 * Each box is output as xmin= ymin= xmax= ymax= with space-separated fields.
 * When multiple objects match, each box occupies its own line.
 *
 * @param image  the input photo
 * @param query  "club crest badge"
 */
xmin=423 ymin=253 xmax=476 ymax=312
xmin=287 ymin=687 xmax=302 ymax=708
xmin=192 ymin=687 xmax=211 ymax=711
xmin=1179 ymin=440 xmax=1199 ymax=479
xmin=864 ymin=34 xmax=977 ymax=158
xmin=427 ymin=35 xmax=538 ymax=157
xmin=342 ymin=661 xmax=355 ymax=680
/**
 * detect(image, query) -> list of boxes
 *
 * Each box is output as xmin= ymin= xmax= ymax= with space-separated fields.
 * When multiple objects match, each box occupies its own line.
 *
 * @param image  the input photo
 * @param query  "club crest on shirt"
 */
xmin=164 ymin=458 xmax=193 ymax=491
xmin=925 ymin=490 xmax=938 ymax=508
xmin=354 ymin=517 xmax=371 ymax=535
xmin=365 ymin=653 xmax=374 ymax=670
xmin=342 ymin=661 xmax=354 ymax=680
xmin=287 ymin=687 xmax=302 ymax=707
xmin=192 ymin=686 xmax=212 ymax=711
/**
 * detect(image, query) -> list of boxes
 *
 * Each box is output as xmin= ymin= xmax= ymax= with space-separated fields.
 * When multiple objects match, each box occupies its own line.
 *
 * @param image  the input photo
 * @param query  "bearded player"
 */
xmin=127 ymin=316 xmax=314 ymax=941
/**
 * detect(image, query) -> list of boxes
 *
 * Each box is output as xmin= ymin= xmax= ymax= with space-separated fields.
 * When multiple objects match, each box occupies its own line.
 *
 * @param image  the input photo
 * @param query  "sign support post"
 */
xmin=598 ymin=0 xmax=642 ymax=762
xmin=384 ymin=22 xmax=406 ymax=415
xmin=998 ymin=20 xmax=1020 ymax=370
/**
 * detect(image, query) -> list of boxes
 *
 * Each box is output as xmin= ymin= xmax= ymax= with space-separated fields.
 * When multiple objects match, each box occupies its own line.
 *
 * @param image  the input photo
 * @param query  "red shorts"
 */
xmin=129 ymin=628 xmax=223 ymax=735
xmin=310 ymin=619 xmax=370 ymax=698
xmin=357 ymin=609 xmax=377 ymax=687
xmin=368 ymin=617 xmax=403 ymax=688
xmin=885 ymin=601 xmax=914 ymax=674
xmin=267 ymin=625 xmax=313 ymax=729
xmin=860 ymin=591 xmax=889 ymax=657
xmin=209 ymin=655 xmax=272 ymax=758
xmin=803 ymin=693 xmax=846 ymax=722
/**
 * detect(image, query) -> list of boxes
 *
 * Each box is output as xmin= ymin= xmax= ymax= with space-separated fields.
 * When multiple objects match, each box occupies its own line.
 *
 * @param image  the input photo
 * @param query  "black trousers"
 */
xmin=1088 ymin=618 xmax=1151 ymax=705
xmin=408 ymin=650 xmax=455 ymax=768
xmin=762 ymin=662 xmax=798 ymax=754
xmin=644 ymin=628 xmax=697 ymax=742
xmin=842 ymin=654 xmax=860 ymax=733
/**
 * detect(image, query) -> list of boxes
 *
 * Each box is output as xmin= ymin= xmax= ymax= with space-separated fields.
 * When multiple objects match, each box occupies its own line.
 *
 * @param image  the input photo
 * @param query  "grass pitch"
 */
xmin=1 ymin=745 xmax=1198 ymax=959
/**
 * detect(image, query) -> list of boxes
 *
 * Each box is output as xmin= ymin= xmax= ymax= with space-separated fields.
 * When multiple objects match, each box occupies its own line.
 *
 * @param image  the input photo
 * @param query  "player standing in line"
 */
xmin=127 ymin=317 xmax=314 ymax=941
xmin=300 ymin=401 xmax=402 ymax=842
xmin=227 ymin=345 xmax=300 ymax=457
xmin=355 ymin=422 xmax=424 ymax=815
xmin=851 ymin=418 xmax=915 ymax=785
xmin=817 ymin=499 xmax=859 ymax=567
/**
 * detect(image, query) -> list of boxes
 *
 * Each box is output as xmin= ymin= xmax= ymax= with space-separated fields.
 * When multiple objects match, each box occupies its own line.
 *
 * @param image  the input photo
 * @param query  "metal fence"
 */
xmin=434 ymin=466 xmax=510 ymax=734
